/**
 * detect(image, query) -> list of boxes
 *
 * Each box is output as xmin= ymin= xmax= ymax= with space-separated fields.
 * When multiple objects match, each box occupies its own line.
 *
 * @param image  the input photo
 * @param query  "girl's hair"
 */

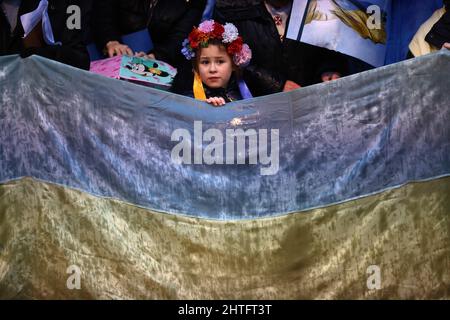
xmin=181 ymin=20 xmax=252 ymax=68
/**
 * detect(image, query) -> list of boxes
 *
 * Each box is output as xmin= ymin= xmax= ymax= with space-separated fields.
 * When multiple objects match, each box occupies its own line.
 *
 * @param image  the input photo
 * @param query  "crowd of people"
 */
xmin=1 ymin=0 xmax=449 ymax=106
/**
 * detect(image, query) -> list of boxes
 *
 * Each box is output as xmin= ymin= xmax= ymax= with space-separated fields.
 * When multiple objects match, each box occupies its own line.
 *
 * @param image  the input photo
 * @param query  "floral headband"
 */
xmin=182 ymin=20 xmax=252 ymax=68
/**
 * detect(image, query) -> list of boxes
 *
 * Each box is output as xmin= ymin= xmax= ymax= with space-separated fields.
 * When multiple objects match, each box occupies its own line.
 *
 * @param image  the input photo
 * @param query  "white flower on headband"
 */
xmin=222 ymin=23 xmax=239 ymax=43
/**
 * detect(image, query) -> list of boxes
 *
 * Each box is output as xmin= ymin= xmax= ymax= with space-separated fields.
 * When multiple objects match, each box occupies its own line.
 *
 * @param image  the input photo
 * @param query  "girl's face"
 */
xmin=197 ymin=44 xmax=233 ymax=89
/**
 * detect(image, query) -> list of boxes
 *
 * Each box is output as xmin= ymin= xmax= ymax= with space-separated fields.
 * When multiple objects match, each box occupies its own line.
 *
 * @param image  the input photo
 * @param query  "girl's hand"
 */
xmin=442 ymin=43 xmax=450 ymax=50
xmin=105 ymin=41 xmax=133 ymax=57
xmin=206 ymin=97 xmax=226 ymax=106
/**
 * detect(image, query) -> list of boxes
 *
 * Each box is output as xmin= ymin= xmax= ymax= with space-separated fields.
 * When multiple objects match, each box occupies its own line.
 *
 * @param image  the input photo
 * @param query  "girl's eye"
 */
xmin=201 ymin=60 xmax=209 ymax=65
xmin=217 ymin=60 xmax=225 ymax=64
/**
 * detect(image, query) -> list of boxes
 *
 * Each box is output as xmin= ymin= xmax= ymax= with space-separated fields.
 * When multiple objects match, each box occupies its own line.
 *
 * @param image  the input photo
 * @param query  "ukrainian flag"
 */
xmin=0 ymin=52 xmax=449 ymax=299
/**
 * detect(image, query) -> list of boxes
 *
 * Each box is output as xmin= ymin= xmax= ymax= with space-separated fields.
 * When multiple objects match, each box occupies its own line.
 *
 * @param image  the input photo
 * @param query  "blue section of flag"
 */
xmin=385 ymin=0 xmax=443 ymax=64
xmin=1 ymin=53 xmax=450 ymax=219
xmin=334 ymin=0 xmax=377 ymax=11
xmin=201 ymin=0 xmax=216 ymax=21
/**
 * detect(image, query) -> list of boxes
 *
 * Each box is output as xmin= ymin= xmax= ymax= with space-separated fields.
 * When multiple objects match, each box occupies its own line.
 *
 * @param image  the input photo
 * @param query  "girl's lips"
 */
xmin=208 ymin=77 xmax=220 ymax=81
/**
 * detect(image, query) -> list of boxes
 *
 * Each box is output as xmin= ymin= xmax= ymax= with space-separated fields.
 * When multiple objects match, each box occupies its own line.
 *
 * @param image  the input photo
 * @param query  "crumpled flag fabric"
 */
xmin=0 ymin=177 xmax=448 ymax=299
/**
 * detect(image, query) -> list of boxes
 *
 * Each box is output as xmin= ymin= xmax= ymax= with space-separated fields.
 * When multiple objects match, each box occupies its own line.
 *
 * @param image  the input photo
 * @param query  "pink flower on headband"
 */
xmin=233 ymin=44 xmax=252 ymax=68
xmin=198 ymin=20 xmax=215 ymax=33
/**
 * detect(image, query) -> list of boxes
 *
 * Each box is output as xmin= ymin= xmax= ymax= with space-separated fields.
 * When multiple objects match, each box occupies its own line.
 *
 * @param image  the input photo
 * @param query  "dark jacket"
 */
xmin=93 ymin=0 xmax=206 ymax=68
xmin=214 ymin=0 xmax=348 ymax=97
xmin=173 ymin=70 xmax=243 ymax=102
xmin=0 ymin=0 xmax=90 ymax=70
xmin=203 ymin=75 xmax=243 ymax=102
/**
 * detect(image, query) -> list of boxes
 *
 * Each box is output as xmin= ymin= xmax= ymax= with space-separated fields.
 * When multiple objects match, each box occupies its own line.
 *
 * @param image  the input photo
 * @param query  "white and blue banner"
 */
xmin=287 ymin=0 xmax=444 ymax=66
xmin=287 ymin=0 xmax=391 ymax=67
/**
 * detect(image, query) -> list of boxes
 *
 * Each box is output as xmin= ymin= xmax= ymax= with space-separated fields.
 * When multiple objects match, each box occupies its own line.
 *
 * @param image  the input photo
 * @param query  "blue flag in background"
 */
xmin=287 ymin=0 xmax=391 ymax=67
xmin=288 ymin=0 xmax=444 ymax=66
xmin=385 ymin=0 xmax=443 ymax=64
xmin=201 ymin=0 xmax=216 ymax=21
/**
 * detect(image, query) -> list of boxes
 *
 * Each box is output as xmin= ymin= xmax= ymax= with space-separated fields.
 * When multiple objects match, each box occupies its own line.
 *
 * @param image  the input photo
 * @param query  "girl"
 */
xmin=178 ymin=20 xmax=252 ymax=106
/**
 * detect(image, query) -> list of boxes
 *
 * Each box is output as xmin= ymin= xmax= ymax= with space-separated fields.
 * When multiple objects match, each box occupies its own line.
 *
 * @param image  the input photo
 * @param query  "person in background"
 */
xmin=0 ymin=0 xmax=89 ymax=70
xmin=213 ymin=0 xmax=348 ymax=97
xmin=93 ymin=0 xmax=206 ymax=69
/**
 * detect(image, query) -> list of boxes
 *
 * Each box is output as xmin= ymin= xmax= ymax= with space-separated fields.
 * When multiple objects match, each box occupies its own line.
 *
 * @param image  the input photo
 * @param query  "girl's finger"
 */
xmin=125 ymin=47 xmax=133 ymax=56
xmin=206 ymin=97 xmax=226 ymax=106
